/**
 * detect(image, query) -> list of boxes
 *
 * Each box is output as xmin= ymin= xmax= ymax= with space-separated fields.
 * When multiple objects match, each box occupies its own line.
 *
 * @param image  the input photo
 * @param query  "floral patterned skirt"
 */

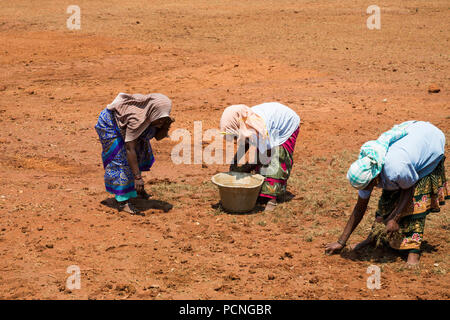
xmin=257 ymin=127 xmax=299 ymax=200
xmin=374 ymin=157 xmax=449 ymax=253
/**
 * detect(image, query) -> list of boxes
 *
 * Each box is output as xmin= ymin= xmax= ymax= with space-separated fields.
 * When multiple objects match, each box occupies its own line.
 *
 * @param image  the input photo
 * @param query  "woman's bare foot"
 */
xmin=264 ymin=199 xmax=277 ymax=212
xmin=118 ymin=201 xmax=144 ymax=216
xmin=406 ymin=252 xmax=420 ymax=268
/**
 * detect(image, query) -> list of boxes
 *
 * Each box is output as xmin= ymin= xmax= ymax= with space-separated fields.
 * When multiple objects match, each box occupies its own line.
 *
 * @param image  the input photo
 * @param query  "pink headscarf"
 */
xmin=220 ymin=105 xmax=268 ymax=140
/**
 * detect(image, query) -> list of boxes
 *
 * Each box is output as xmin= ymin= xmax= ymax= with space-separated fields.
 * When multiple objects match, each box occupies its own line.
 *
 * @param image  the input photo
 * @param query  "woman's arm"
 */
xmin=339 ymin=195 xmax=371 ymax=243
xmin=230 ymin=139 xmax=250 ymax=171
xmin=384 ymin=186 xmax=415 ymax=232
xmin=256 ymin=147 xmax=272 ymax=166
xmin=125 ymin=140 xmax=144 ymax=194
xmin=325 ymin=195 xmax=370 ymax=254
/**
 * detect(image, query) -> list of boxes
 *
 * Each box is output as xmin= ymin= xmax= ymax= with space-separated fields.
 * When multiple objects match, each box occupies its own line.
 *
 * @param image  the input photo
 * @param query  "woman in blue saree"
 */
xmin=95 ymin=93 xmax=174 ymax=215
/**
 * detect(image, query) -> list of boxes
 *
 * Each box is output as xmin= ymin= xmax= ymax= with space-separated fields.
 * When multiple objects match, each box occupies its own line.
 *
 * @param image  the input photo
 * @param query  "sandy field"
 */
xmin=0 ymin=0 xmax=449 ymax=299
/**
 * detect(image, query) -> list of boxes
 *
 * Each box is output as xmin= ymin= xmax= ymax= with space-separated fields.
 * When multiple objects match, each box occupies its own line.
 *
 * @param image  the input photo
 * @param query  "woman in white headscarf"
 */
xmin=95 ymin=93 xmax=174 ymax=215
xmin=220 ymin=102 xmax=301 ymax=211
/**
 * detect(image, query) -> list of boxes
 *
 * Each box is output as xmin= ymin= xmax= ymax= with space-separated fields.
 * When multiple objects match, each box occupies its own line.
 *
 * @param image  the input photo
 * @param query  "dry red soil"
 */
xmin=0 ymin=1 xmax=449 ymax=299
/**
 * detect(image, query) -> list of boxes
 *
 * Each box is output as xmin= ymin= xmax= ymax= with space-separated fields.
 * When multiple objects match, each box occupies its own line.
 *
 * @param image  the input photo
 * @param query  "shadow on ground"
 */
xmin=100 ymin=197 xmax=173 ymax=214
xmin=279 ymin=191 xmax=295 ymax=203
xmin=210 ymin=191 xmax=296 ymax=215
xmin=211 ymin=202 xmax=265 ymax=215
xmin=339 ymin=241 xmax=439 ymax=263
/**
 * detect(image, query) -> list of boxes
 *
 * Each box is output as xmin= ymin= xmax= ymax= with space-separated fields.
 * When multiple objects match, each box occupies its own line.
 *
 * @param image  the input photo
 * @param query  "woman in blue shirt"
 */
xmin=325 ymin=121 xmax=448 ymax=266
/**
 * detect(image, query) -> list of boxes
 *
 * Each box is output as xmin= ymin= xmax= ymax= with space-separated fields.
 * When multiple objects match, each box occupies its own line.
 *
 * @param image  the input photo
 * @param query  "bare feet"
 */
xmin=264 ymin=199 xmax=277 ymax=212
xmin=118 ymin=201 xmax=144 ymax=216
xmin=406 ymin=252 xmax=420 ymax=268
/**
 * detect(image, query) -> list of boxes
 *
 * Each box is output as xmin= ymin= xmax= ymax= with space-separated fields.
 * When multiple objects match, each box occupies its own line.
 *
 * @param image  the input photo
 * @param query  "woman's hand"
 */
xmin=385 ymin=219 xmax=400 ymax=234
xmin=325 ymin=242 xmax=344 ymax=255
xmin=230 ymin=139 xmax=250 ymax=170
xmin=135 ymin=178 xmax=145 ymax=194
xmin=229 ymin=163 xmax=255 ymax=173
xmin=241 ymin=163 xmax=257 ymax=173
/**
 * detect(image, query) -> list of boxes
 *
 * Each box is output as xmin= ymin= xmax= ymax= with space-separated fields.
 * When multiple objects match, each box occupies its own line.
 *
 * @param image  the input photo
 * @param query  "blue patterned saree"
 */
xmin=95 ymin=108 xmax=155 ymax=201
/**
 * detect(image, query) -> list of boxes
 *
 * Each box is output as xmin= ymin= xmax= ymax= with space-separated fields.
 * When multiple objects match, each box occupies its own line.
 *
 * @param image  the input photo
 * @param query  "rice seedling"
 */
xmin=370 ymin=222 xmax=403 ymax=248
xmin=257 ymin=220 xmax=267 ymax=227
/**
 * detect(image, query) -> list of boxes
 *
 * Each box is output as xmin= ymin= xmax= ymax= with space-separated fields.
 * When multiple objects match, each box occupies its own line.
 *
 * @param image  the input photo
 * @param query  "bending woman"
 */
xmin=325 ymin=121 xmax=448 ymax=266
xmin=220 ymin=102 xmax=301 ymax=211
xmin=95 ymin=93 xmax=174 ymax=215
